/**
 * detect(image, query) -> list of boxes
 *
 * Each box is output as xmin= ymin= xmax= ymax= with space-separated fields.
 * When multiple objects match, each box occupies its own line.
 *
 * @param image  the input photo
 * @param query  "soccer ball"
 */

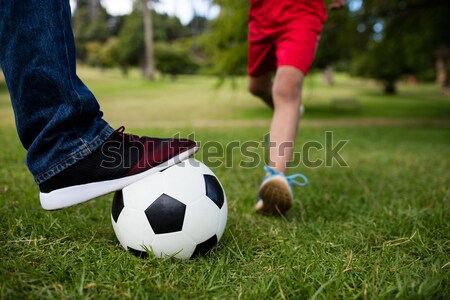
xmin=111 ymin=158 xmax=227 ymax=259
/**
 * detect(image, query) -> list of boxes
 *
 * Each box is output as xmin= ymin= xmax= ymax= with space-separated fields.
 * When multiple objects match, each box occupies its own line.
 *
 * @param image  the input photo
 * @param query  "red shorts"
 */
xmin=248 ymin=0 xmax=327 ymax=77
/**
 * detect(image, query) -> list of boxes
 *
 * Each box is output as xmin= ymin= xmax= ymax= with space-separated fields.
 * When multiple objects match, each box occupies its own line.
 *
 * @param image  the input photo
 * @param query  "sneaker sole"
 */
xmin=257 ymin=177 xmax=293 ymax=215
xmin=40 ymin=147 xmax=199 ymax=210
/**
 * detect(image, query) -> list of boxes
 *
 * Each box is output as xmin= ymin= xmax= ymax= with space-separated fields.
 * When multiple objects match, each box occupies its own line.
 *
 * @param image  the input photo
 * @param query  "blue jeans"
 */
xmin=0 ymin=0 xmax=114 ymax=184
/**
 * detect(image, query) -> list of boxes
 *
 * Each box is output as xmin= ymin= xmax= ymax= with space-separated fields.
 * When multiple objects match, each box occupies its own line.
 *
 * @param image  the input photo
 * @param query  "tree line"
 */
xmin=73 ymin=0 xmax=207 ymax=79
xmin=72 ymin=0 xmax=450 ymax=94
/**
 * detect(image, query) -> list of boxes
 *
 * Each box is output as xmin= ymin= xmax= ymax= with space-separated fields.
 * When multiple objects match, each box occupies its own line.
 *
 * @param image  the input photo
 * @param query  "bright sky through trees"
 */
xmin=70 ymin=0 xmax=220 ymax=24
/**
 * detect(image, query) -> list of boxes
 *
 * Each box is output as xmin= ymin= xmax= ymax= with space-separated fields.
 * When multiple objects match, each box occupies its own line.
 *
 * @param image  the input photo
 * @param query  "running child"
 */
xmin=248 ymin=0 xmax=346 ymax=214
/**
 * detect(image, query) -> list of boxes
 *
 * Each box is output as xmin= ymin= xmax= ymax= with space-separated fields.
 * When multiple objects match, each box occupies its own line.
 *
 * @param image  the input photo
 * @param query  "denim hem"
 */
xmin=34 ymin=125 xmax=115 ymax=184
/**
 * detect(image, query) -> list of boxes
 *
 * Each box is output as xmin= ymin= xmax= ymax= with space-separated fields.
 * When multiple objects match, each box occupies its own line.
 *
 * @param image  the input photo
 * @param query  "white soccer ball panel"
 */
xmin=111 ymin=215 xmax=128 ymax=250
xmin=151 ymin=232 xmax=196 ymax=259
xmin=122 ymin=172 xmax=164 ymax=211
xmin=114 ymin=207 xmax=155 ymax=250
xmin=183 ymin=196 xmax=221 ymax=243
xmin=161 ymin=160 xmax=205 ymax=205
xmin=216 ymin=198 xmax=228 ymax=241
xmin=192 ymin=158 xmax=216 ymax=176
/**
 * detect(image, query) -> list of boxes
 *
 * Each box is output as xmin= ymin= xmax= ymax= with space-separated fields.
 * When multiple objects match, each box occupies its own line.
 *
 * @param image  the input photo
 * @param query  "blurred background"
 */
xmin=66 ymin=0 xmax=450 ymax=94
xmin=1 ymin=0 xmax=449 ymax=127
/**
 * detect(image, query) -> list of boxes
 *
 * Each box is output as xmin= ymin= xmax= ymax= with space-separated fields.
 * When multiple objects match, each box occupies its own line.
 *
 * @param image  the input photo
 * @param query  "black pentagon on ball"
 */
xmin=192 ymin=235 xmax=218 ymax=258
xmin=204 ymin=175 xmax=224 ymax=209
xmin=112 ymin=190 xmax=124 ymax=223
xmin=145 ymin=193 xmax=186 ymax=234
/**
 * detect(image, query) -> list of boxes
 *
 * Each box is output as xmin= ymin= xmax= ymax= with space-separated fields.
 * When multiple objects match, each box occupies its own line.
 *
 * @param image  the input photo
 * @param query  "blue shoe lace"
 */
xmin=263 ymin=165 xmax=308 ymax=188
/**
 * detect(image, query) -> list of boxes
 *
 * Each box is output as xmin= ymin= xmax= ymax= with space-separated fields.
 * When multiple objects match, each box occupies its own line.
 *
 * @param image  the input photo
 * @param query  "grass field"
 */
xmin=0 ymin=68 xmax=449 ymax=299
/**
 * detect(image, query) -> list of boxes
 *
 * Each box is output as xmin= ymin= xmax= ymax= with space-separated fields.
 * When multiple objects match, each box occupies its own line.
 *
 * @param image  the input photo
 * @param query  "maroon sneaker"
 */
xmin=39 ymin=127 xmax=198 ymax=210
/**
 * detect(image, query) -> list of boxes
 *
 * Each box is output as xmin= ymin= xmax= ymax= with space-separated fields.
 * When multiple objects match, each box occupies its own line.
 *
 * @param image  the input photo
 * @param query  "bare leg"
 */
xmin=269 ymin=66 xmax=304 ymax=173
xmin=248 ymin=73 xmax=274 ymax=109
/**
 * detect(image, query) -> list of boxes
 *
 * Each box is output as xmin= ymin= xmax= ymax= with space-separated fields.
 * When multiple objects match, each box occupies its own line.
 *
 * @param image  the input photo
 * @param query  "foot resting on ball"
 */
xmin=39 ymin=126 xmax=198 ymax=210
xmin=255 ymin=166 xmax=308 ymax=215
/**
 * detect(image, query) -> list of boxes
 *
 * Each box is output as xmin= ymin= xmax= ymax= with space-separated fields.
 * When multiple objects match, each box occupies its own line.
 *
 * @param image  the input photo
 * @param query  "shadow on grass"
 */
xmin=308 ymin=105 xmax=450 ymax=120
xmin=304 ymin=103 xmax=363 ymax=119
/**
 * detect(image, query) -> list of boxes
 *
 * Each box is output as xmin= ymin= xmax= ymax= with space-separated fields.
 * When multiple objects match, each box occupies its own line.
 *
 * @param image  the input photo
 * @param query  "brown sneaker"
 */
xmin=255 ymin=166 xmax=308 ymax=215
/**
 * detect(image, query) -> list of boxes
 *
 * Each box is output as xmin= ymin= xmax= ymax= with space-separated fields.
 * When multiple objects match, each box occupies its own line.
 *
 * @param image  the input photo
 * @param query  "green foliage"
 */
xmin=203 ymin=0 xmax=249 ymax=77
xmin=112 ymin=7 xmax=196 ymax=74
xmin=349 ymin=0 xmax=450 ymax=93
xmin=99 ymin=38 xmax=120 ymax=68
xmin=116 ymin=10 xmax=145 ymax=67
xmin=72 ymin=0 xmax=111 ymax=60
xmin=204 ymin=0 xmax=450 ymax=92
xmin=85 ymin=41 xmax=102 ymax=67
xmin=351 ymin=36 xmax=407 ymax=94
xmin=153 ymin=13 xmax=190 ymax=42
xmin=315 ymin=8 xmax=370 ymax=71
xmin=72 ymin=1 xmax=200 ymax=76
xmin=189 ymin=16 xmax=210 ymax=37
xmin=70 ymin=0 xmax=450 ymax=89
xmin=154 ymin=41 xmax=199 ymax=77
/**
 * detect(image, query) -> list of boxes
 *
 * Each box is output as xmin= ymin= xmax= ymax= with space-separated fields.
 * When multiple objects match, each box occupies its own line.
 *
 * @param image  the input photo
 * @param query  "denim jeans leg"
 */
xmin=0 ymin=0 xmax=114 ymax=183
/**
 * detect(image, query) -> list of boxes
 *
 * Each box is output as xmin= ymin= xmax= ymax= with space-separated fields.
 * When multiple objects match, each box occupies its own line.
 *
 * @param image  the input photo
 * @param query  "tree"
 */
xmin=154 ymin=41 xmax=199 ymax=78
xmin=140 ymin=1 xmax=191 ymax=80
xmin=142 ymin=0 xmax=155 ymax=80
xmin=189 ymin=16 xmax=209 ymax=38
xmin=314 ymin=8 xmax=365 ymax=85
xmin=99 ymin=38 xmax=120 ymax=68
xmin=72 ymin=0 xmax=111 ymax=61
xmin=351 ymin=0 xmax=450 ymax=93
xmin=204 ymin=0 xmax=450 ymax=94
xmin=202 ymin=0 xmax=249 ymax=77
xmin=88 ymin=0 xmax=100 ymax=19
xmin=113 ymin=4 xmax=196 ymax=77
xmin=116 ymin=9 xmax=145 ymax=75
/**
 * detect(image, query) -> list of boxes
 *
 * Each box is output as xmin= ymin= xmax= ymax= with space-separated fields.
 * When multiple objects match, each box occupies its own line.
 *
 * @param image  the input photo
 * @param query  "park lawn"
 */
xmin=0 ymin=68 xmax=449 ymax=298
xmin=72 ymin=69 xmax=450 ymax=122
xmin=2 ymin=68 xmax=450 ymax=128
xmin=0 ymin=123 xmax=449 ymax=299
